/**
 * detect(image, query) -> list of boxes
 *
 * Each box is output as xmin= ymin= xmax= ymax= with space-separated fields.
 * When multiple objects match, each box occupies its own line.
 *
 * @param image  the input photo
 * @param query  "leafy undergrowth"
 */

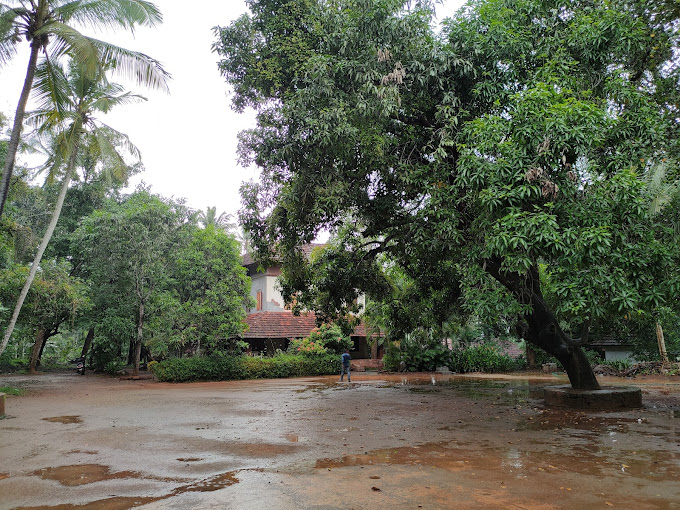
xmin=151 ymin=354 xmax=340 ymax=383
xmin=593 ymin=361 xmax=680 ymax=377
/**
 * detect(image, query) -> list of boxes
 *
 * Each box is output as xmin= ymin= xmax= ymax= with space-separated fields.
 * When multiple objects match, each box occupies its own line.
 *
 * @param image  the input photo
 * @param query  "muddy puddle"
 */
xmin=33 ymin=464 xmax=182 ymax=486
xmin=41 ymin=416 xmax=82 ymax=424
xmin=296 ymin=374 xmax=550 ymax=401
xmin=15 ymin=470 xmax=241 ymax=510
xmin=316 ymin=439 xmax=679 ymax=482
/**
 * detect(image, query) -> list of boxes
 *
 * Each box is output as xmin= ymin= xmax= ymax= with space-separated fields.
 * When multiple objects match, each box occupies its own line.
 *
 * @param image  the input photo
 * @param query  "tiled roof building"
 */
xmin=240 ymin=246 xmax=379 ymax=358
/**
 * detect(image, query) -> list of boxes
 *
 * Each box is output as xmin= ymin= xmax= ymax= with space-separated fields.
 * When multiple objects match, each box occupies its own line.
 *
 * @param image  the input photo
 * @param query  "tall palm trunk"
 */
xmin=0 ymin=40 xmax=43 ymax=217
xmin=0 ymin=142 xmax=79 ymax=356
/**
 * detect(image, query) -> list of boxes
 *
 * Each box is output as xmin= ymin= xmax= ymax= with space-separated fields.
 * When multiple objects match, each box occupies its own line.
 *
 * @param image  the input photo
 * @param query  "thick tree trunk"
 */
xmin=127 ymin=340 xmax=135 ymax=366
xmin=29 ymin=328 xmax=45 ymax=374
xmin=656 ymin=321 xmax=669 ymax=365
xmin=133 ymin=300 xmax=145 ymax=376
xmin=81 ymin=327 xmax=94 ymax=359
xmin=37 ymin=330 xmax=51 ymax=361
xmin=526 ymin=344 xmax=537 ymax=368
xmin=523 ymin=292 xmax=600 ymax=390
xmin=486 ymin=260 xmax=600 ymax=390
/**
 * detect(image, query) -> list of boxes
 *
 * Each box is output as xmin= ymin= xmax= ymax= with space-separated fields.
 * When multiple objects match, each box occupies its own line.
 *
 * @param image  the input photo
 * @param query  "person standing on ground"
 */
xmin=340 ymin=349 xmax=351 ymax=382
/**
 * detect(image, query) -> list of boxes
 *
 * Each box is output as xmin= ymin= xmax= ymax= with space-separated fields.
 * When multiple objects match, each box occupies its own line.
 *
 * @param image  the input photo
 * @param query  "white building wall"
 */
xmin=248 ymin=269 xmax=366 ymax=314
xmin=249 ymin=272 xmax=285 ymax=312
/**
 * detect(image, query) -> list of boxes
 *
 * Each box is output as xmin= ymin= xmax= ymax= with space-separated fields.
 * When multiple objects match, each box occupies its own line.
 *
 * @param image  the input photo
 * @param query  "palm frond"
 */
xmin=91 ymin=90 xmax=146 ymax=114
xmin=30 ymin=57 xmax=74 ymax=121
xmin=41 ymin=21 xmax=101 ymax=78
xmin=43 ymin=22 xmax=170 ymax=92
xmin=91 ymin=126 xmax=139 ymax=183
xmin=95 ymin=123 xmax=142 ymax=162
xmin=93 ymin=38 xmax=171 ymax=92
xmin=55 ymin=0 xmax=163 ymax=33
xmin=644 ymin=161 xmax=680 ymax=215
xmin=0 ymin=4 xmax=26 ymax=66
xmin=31 ymin=129 xmax=69 ymax=185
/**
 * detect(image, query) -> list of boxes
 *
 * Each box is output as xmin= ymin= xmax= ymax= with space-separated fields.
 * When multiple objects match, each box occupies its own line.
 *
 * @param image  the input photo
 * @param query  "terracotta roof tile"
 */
xmin=244 ymin=312 xmax=318 ymax=339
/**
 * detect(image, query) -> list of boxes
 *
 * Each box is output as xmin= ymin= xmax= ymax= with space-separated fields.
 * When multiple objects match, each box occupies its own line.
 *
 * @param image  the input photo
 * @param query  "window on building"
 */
xmin=256 ymin=290 xmax=263 ymax=311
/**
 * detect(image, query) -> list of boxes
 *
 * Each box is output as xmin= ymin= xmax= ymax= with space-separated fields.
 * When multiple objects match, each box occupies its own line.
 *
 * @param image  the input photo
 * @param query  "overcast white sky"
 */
xmin=0 ymin=0 xmax=464 ymax=221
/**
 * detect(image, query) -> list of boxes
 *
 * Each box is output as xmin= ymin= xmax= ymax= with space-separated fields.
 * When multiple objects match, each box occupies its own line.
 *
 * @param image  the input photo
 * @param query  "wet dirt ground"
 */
xmin=0 ymin=371 xmax=678 ymax=510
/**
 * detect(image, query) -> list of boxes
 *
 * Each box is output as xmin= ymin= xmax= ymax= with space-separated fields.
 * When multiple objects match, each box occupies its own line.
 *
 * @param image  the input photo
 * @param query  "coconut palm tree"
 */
xmin=644 ymin=161 xmax=680 ymax=365
xmin=0 ymin=0 xmax=169 ymax=218
xmin=198 ymin=206 xmax=237 ymax=233
xmin=0 ymin=58 xmax=144 ymax=356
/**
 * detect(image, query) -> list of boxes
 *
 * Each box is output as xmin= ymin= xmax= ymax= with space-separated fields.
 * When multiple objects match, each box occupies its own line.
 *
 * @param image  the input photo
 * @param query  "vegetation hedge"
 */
xmin=151 ymin=353 xmax=340 ymax=383
xmin=449 ymin=345 xmax=519 ymax=373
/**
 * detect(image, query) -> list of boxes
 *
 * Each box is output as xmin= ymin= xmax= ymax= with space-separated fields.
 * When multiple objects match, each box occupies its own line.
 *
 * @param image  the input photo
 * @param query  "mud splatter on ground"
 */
xmin=41 ymin=416 xmax=82 ymax=424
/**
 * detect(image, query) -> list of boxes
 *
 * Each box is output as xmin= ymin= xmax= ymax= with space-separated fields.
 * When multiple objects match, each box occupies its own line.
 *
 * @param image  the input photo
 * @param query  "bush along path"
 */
xmin=150 ymin=354 xmax=340 ymax=383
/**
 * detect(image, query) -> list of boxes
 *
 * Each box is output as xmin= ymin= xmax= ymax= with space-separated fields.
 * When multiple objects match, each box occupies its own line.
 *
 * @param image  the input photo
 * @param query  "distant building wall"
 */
xmin=249 ymin=271 xmax=285 ymax=313
xmin=603 ymin=347 xmax=636 ymax=362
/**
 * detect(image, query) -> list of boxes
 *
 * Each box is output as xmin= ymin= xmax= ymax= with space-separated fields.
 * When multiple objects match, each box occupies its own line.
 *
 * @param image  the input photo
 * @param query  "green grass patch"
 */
xmin=0 ymin=386 xmax=25 ymax=396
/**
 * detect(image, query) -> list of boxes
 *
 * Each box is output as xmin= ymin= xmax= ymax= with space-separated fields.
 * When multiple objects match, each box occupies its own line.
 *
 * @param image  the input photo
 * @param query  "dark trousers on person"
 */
xmin=340 ymin=364 xmax=350 ymax=382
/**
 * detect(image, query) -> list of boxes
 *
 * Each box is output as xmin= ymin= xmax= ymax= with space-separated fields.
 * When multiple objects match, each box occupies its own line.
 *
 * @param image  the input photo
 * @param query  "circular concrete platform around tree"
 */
xmin=543 ymin=385 xmax=642 ymax=409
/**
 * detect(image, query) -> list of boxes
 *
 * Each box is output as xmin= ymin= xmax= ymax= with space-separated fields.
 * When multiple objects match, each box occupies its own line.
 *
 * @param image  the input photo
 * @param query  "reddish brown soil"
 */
xmin=0 ymin=371 xmax=678 ymax=509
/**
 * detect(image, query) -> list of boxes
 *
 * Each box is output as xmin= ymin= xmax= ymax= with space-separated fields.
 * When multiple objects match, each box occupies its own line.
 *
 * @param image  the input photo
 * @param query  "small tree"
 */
xmin=289 ymin=324 xmax=352 ymax=356
xmin=72 ymin=190 xmax=190 ymax=374
xmin=146 ymin=224 xmax=252 ymax=357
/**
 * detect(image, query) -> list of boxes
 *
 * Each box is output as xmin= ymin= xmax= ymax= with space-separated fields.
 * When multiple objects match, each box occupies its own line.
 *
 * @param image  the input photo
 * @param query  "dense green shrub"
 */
xmin=151 ymin=353 xmax=340 ymax=382
xmin=0 ymin=385 xmax=24 ymax=396
xmin=381 ymin=351 xmax=401 ymax=372
xmin=88 ymin=335 xmax=124 ymax=373
xmin=384 ymin=329 xmax=452 ymax=372
xmin=103 ymin=360 xmax=127 ymax=374
xmin=0 ymin=356 xmax=28 ymax=372
xmin=449 ymin=344 xmax=516 ymax=373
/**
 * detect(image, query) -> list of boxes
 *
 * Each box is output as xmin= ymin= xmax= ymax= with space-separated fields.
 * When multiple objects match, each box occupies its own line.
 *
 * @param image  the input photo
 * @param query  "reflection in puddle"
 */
xmin=177 ymin=458 xmax=202 ymax=462
xmin=0 ymin=472 xmax=9 ymax=480
xmin=502 ymin=448 xmax=524 ymax=472
xmin=518 ymin=411 xmax=637 ymax=433
xmin=316 ymin=441 xmax=469 ymax=471
xmin=315 ymin=440 xmax=679 ymax=483
xmin=42 ymin=416 xmax=82 ymax=424
xmin=225 ymin=442 xmax=299 ymax=457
